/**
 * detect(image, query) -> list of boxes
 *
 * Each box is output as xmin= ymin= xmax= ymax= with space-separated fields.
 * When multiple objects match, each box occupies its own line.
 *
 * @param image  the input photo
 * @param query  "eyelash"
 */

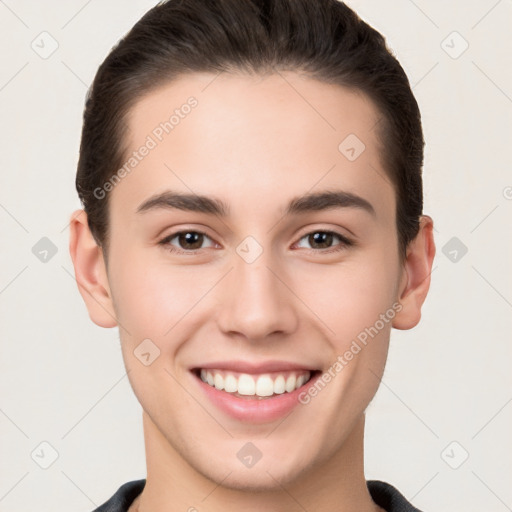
xmin=158 ymin=229 xmax=354 ymax=255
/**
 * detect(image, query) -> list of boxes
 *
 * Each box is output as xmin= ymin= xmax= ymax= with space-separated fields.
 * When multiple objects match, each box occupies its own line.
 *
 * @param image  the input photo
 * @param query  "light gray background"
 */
xmin=1 ymin=1 xmax=511 ymax=511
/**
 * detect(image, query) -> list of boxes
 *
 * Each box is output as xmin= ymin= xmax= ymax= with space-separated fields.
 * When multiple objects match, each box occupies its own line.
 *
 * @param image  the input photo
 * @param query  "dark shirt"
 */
xmin=91 ymin=478 xmax=424 ymax=511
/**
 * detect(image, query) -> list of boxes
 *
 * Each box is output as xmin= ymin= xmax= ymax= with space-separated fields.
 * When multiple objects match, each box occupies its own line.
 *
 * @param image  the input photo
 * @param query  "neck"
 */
xmin=135 ymin=412 xmax=382 ymax=512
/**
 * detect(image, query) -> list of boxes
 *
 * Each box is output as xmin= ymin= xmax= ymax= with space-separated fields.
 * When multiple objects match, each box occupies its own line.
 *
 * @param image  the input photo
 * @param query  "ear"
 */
xmin=392 ymin=215 xmax=436 ymax=330
xmin=68 ymin=209 xmax=118 ymax=328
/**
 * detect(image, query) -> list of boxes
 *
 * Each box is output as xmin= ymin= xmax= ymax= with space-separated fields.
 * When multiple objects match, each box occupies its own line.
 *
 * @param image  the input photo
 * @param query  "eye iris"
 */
xmin=179 ymin=232 xmax=203 ymax=249
xmin=310 ymin=232 xmax=333 ymax=249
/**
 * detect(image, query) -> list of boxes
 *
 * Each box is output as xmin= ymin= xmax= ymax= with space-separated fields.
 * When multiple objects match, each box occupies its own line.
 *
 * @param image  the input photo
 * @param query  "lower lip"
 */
xmin=191 ymin=370 xmax=321 ymax=424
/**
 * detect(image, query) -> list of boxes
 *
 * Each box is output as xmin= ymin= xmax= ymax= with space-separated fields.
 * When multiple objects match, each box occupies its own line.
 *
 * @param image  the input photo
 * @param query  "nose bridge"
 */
xmin=216 ymin=243 xmax=298 ymax=340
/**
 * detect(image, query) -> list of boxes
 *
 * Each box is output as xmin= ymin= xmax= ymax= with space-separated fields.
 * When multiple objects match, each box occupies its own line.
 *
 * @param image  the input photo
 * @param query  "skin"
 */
xmin=69 ymin=71 xmax=435 ymax=512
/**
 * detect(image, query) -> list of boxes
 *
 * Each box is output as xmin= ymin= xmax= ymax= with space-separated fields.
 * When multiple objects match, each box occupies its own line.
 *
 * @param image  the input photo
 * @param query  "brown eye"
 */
xmin=175 ymin=232 xmax=204 ymax=250
xmin=308 ymin=232 xmax=334 ymax=249
xmin=295 ymin=230 xmax=353 ymax=253
xmin=159 ymin=230 xmax=216 ymax=253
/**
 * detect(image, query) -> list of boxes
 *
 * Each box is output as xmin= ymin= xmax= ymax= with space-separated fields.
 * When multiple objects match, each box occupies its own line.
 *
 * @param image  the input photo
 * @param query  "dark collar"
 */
xmin=93 ymin=478 xmax=423 ymax=512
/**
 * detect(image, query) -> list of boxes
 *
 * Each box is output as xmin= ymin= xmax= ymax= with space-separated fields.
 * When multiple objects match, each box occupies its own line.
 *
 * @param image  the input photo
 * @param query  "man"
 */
xmin=69 ymin=1 xmax=435 ymax=510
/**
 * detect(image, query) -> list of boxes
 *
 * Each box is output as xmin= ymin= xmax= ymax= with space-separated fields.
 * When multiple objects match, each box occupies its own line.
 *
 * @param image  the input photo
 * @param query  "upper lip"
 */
xmin=191 ymin=360 xmax=318 ymax=374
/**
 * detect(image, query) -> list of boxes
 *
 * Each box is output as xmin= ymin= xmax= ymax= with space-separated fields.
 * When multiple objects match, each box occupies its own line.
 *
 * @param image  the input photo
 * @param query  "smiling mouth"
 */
xmin=191 ymin=368 xmax=320 ymax=400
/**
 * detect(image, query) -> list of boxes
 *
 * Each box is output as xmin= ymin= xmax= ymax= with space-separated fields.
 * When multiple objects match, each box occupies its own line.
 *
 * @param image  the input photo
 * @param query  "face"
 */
xmin=102 ymin=72 xmax=406 ymax=489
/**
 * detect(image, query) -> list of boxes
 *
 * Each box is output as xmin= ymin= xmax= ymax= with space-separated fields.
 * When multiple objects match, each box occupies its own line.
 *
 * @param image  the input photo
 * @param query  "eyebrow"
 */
xmin=136 ymin=189 xmax=376 ymax=218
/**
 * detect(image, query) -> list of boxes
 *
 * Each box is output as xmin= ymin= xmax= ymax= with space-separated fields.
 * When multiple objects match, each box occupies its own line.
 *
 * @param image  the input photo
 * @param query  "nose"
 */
xmin=216 ymin=250 xmax=299 ymax=342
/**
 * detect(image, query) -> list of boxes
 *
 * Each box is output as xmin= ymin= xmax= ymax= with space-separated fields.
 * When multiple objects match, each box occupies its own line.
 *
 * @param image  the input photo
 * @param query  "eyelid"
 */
xmin=158 ymin=225 xmax=355 ymax=255
xmin=293 ymin=229 xmax=354 ymax=253
xmin=294 ymin=223 xmax=354 ymax=241
xmin=293 ymin=223 xmax=356 ymax=246
xmin=158 ymin=228 xmax=216 ymax=251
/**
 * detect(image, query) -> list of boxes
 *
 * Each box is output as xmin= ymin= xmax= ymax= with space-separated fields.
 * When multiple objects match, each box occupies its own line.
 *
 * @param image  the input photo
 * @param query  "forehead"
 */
xmin=114 ymin=71 xmax=393 ymax=221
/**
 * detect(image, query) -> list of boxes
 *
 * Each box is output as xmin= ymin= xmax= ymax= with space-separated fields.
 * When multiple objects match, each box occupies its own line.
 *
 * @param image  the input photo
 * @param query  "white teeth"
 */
xmin=214 ymin=373 xmax=224 ymax=390
xmin=255 ymin=375 xmax=274 ymax=397
xmin=285 ymin=374 xmax=296 ymax=392
xmin=238 ymin=374 xmax=256 ymax=395
xmin=198 ymin=369 xmax=312 ymax=397
xmin=224 ymin=374 xmax=238 ymax=393
xmin=274 ymin=375 xmax=286 ymax=394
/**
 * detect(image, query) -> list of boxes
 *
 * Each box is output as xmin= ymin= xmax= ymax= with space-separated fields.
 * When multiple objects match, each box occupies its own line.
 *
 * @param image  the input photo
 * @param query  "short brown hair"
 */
xmin=76 ymin=0 xmax=424 ymax=263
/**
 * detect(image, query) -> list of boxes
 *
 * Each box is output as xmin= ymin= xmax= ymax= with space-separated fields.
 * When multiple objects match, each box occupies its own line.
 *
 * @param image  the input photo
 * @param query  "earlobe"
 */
xmin=68 ymin=209 xmax=118 ymax=328
xmin=392 ymin=215 xmax=436 ymax=330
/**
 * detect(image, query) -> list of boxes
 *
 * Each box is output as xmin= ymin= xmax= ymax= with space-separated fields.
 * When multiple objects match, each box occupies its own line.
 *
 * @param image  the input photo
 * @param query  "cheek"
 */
xmin=108 ymin=231 xmax=400 ymax=353
xmin=109 ymin=250 xmax=217 ymax=342
xmin=295 ymin=253 xmax=399 ymax=339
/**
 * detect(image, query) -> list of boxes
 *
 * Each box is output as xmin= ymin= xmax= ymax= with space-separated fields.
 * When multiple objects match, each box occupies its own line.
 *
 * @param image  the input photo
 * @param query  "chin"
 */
xmin=200 ymin=454 xmax=310 ymax=492
xmin=211 ymin=468 xmax=296 ymax=492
